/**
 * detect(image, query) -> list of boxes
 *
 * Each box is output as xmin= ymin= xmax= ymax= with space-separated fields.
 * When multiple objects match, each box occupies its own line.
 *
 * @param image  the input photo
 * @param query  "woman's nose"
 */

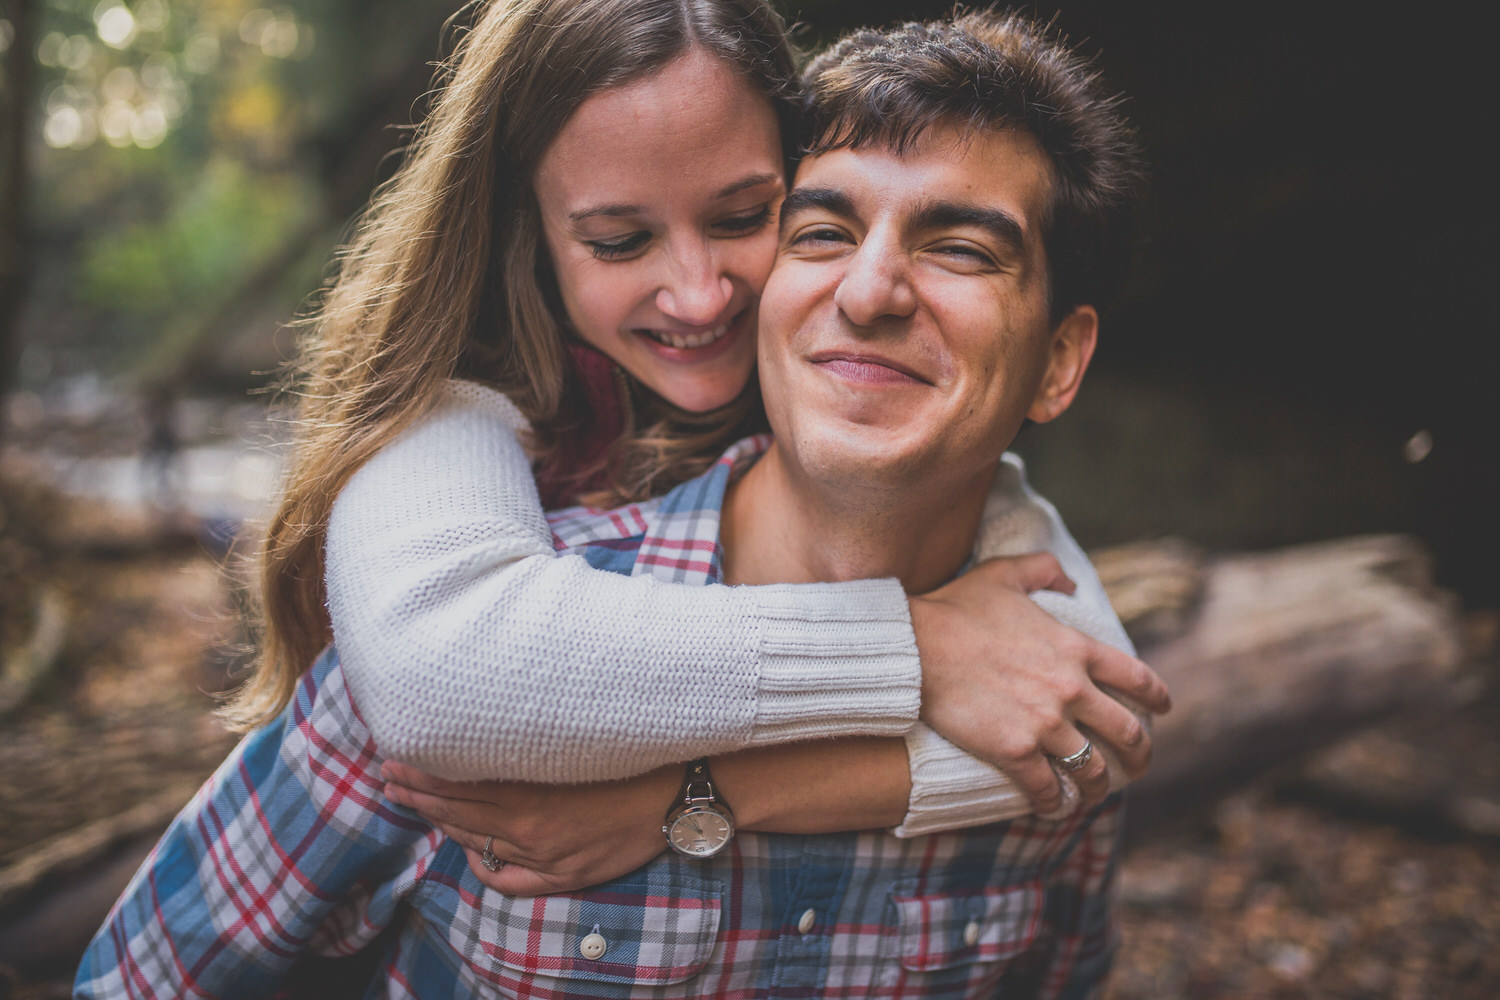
xmin=655 ymin=244 xmax=734 ymax=326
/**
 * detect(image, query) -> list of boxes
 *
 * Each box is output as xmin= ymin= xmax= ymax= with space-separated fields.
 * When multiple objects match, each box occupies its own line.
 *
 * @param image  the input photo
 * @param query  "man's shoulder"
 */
xmin=543 ymin=434 xmax=771 ymax=584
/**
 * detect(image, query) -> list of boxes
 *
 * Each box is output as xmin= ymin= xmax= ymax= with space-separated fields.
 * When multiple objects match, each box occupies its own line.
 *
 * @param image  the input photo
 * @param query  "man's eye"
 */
xmin=932 ymin=243 xmax=998 ymax=269
xmin=715 ymin=206 xmax=773 ymax=235
xmin=588 ymin=232 xmax=650 ymax=260
xmin=789 ymin=225 xmax=851 ymax=247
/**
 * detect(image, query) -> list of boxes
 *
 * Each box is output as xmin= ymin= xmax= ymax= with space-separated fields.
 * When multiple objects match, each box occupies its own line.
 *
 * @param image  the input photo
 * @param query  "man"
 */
xmin=78 ymin=10 xmax=1146 ymax=998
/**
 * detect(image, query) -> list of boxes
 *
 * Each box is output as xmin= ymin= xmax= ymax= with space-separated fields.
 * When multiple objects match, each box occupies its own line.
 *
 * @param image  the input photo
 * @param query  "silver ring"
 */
xmin=480 ymin=835 xmax=506 ymax=873
xmin=1051 ymin=740 xmax=1094 ymax=773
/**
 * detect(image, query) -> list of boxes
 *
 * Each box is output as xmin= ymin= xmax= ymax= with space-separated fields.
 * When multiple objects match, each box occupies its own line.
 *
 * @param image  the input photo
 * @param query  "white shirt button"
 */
xmin=963 ymin=919 xmax=982 ymax=947
xmin=579 ymin=932 xmax=608 ymax=960
xmin=797 ymin=908 xmax=817 ymax=934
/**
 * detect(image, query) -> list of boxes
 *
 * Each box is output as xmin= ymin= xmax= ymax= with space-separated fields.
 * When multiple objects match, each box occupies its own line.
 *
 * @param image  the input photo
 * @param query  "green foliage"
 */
xmin=76 ymin=157 xmax=314 ymax=317
xmin=20 ymin=0 xmax=399 ymax=387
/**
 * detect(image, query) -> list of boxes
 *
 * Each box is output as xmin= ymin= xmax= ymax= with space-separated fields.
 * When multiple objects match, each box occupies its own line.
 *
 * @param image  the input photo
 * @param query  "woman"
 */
xmin=77 ymin=1 xmax=1163 ymax=994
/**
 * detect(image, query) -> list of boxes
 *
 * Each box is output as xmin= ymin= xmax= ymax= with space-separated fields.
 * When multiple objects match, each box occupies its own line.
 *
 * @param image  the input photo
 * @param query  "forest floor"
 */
xmin=1 ymin=459 xmax=1497 ymax=1000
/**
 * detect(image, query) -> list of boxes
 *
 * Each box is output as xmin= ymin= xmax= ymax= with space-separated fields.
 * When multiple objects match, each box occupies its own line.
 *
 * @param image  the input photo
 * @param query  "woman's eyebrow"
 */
xmin=778 ymin=186 xmax=856 ymax=229
xmin=568 ymin=173 xmax=781 ymax=223
xmin=715 ymin=172 xmax=782 ymax=200
xmin=569 ymin=203 xmax=641 ymax=222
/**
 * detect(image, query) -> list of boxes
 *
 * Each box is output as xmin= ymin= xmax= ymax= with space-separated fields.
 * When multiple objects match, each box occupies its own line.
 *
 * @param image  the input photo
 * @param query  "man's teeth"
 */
xmin=647 ymin=322 xmax=729 ymax=349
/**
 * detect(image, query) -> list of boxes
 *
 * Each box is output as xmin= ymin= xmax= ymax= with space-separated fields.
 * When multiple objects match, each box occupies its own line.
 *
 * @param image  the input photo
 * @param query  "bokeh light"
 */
xmin=94 ymin=1 xmax=138 ymax=50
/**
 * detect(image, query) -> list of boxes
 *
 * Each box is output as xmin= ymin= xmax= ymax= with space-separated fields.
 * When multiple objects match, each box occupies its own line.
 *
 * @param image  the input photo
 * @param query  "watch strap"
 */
xmin=677 ymin=758 xmax=720 ymax=808
xmin=666 ymin=758 xmax=734 ymax=822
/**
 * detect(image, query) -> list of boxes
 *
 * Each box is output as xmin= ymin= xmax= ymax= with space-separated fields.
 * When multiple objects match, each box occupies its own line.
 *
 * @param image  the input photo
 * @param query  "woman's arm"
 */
xmin=380 ymin=738 xmax=910 ymax=897
xmin=329 ymin=381 xmax=923 ymax=784
xmin=898 ymin=451 xmax=1157 ymax=833
xmin=381 ymin=721 xmax=1134 ymax=897
xmin=331 ymin=381 xmax=1168 ymax=806
xmin=377 ymin=448 xmax=1158 ymax=895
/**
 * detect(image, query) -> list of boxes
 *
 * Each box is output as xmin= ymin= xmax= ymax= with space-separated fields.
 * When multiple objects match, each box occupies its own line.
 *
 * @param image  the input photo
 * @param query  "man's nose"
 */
xmin=655 ymin=243 xmax=734 ymax=326
xmin=832 ymin=240 xmax=916 ymax=328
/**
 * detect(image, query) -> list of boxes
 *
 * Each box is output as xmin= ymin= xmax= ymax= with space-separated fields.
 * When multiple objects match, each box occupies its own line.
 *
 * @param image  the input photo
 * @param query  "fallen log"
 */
xmin=1100 ymin=534 xmax=1477 ymax=837
xmin=0 ymin=586 xmax=69 ymax=718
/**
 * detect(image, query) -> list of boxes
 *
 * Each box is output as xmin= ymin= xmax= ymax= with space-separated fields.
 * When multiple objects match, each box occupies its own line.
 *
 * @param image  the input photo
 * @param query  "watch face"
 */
xmin=667 ymin=806 xmax=733 ymax=858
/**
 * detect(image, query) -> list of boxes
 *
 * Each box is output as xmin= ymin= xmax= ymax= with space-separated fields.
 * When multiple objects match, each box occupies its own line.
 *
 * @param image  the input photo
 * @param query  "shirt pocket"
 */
xmin=471 ymin=871 xmax=724 ymax=989
xmin=890 ymin=879 xmax=1043 ymax=973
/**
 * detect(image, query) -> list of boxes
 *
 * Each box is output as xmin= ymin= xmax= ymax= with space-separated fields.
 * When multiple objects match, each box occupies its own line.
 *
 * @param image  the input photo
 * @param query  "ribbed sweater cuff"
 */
xmin=893 ymin=724 xmax=1080 ymax=837
xmin=746 ymin=578 xmax=921 ymax=744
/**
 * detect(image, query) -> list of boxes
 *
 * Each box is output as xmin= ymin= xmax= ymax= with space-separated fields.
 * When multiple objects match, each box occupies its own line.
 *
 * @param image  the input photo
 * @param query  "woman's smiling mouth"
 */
xmin=642 ymin=320 xmax=732 ymax=349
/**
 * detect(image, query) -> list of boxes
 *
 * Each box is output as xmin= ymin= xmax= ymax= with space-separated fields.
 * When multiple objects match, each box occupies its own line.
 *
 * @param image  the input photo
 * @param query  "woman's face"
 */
xmin=534 ymin=50 xmax=784 ymax=414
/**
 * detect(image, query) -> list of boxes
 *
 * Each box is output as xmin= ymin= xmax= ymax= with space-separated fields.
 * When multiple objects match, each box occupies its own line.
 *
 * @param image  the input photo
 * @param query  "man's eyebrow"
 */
xmin=778 ymin=187 xmax=857 ymax=230
xmin=569 ymin=173 xmax=782 ymax=223
xmin=916 ymin=202 xmax=1027 ymax=256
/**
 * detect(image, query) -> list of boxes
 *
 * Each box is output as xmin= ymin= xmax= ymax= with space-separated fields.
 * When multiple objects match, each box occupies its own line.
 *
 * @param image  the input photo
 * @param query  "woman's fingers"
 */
xmin=1004 ymin=750 xmax=1069 ymax=816
xmin=456 ymin=841 xmax=540 ymax=895
xmin=996 ymin=551 xmax=1077 ymax=596
xmin=381 ymin=761 xmax=496 ymax=802
xmin=1087 ymin=643 xmax=1172 ymax=716
xmin=417 ymin=808 xmax=592 ymax=893
xmin=383 ymin=779 xmax=504 ymax=835
xmin=1072 ymin=685 xmax=1154 ymax=783
xmin=458 ymin=847 xmax=585 ymax=897
xmin=418 ymin=814 xmax=516 ymax=864
xmin=1043 ymin=724 xmax=1110 ymax=806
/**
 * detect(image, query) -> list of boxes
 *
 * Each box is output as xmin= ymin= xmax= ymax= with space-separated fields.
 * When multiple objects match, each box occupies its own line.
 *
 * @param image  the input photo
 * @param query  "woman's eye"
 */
xmin=588 ymin=232 xmax=650 ymax=260
xmin=714 ymin=206 xmax=773 ymax=235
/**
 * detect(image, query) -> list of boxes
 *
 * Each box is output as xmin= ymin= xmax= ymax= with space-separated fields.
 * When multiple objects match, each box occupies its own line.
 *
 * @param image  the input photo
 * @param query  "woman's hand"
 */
xmin=908 ymin=552 xmax=1172 ymax=816
xmin=381 ymin=761 xmax=680 ymax=896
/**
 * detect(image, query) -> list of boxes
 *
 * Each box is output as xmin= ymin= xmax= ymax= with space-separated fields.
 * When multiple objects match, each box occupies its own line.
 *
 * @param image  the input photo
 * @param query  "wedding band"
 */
xmin=1051 ymin=740 xmax=1094 ymax=773
xmin=480 ymin=835 xmax=506 ymax=873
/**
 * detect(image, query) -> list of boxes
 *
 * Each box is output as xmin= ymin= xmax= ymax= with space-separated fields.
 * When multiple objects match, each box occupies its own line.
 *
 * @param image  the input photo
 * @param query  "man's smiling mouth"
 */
xmin=810 ymin=351 xmax=933 ymax=385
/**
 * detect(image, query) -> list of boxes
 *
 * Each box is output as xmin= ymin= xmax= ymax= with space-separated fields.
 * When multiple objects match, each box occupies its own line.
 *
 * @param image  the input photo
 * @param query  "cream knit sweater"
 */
xmin=326 ymin=381 xmax=1139 ymax=834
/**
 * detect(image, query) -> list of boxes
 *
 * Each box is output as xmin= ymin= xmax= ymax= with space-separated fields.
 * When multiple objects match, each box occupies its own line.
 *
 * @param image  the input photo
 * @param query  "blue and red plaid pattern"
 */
xmin=77 ymin=436 xmax=1120 ymax=999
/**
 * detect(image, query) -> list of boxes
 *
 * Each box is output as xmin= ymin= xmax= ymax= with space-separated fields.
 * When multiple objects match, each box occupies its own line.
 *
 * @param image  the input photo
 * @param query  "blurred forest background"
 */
xmin=0 ymin=1 xmax=1496 ymax=997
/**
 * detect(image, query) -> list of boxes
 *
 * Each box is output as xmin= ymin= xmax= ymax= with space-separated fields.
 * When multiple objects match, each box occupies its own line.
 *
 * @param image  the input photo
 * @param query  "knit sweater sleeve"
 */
xmin=325 ymin=380 xmax=921 ymax=783
xmin=893 ymin=453 xmax=1147 ymax=837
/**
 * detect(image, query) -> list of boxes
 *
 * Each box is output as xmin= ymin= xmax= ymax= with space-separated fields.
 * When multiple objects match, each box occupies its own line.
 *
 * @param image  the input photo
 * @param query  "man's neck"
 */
xmin=720 ymin=442 xmax=995 ymax=593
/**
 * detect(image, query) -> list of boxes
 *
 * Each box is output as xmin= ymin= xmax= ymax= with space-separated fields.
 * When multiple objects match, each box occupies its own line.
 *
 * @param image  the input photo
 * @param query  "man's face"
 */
xmin=758 ymin=125 xmax=1096 ymax=491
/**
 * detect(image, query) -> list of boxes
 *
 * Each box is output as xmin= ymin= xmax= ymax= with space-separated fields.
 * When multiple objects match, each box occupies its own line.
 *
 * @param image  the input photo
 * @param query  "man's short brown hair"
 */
xmin=802 ymin=8 xmax=1146 ymax=320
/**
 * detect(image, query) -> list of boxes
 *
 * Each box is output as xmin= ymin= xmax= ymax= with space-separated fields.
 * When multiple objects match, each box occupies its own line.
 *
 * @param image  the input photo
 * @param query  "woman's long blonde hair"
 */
xmin=221 ymin=0 xmax=801 ymax=730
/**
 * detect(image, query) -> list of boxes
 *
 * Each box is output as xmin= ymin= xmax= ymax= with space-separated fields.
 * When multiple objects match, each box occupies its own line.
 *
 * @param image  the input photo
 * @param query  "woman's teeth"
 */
xmin=647 ymin=321 xmax=730 ymax=350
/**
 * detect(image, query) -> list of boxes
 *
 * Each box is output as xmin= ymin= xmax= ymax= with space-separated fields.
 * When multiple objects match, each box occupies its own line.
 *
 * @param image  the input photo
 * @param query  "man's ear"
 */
xmin=1026 ymin=305 xmax=1098 ymax=424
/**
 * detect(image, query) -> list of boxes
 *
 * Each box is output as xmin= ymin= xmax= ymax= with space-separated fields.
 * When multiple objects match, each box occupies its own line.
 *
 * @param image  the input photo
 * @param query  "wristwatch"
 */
xmin=662 ymin=758 xmax=736 ymax=858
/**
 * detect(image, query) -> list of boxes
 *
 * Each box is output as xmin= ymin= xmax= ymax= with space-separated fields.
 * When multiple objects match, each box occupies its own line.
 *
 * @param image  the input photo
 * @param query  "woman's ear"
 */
xmin=1026 ymin=305 xmax=1098 ymax=425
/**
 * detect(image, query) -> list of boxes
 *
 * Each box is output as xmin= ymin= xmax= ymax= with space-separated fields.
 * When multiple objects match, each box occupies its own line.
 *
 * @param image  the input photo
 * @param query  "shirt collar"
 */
xmin=629 ymin=434 xmax=771 ymax=586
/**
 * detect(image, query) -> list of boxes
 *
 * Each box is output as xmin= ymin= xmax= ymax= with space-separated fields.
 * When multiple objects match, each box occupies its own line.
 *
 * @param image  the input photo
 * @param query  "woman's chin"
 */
xmin=654 ymin=378 xmax=753 ymax=415
xmin=626 ymin=348 xmax=757 ymax=415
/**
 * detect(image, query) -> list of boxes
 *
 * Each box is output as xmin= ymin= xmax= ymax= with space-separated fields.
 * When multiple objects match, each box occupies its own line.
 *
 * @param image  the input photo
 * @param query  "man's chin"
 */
xmin=790 ymin=427 xmax=933 ymax=490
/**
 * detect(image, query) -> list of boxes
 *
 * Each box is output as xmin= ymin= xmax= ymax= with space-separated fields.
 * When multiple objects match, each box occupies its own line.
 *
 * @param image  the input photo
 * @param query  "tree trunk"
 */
xmin=0 ymin=0 xmax=37 ymax=435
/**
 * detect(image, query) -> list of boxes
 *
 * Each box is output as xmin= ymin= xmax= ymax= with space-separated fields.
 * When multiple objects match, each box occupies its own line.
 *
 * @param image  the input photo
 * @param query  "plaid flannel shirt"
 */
xmin=76 ymin=435 xmax=1122 ymax=1000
